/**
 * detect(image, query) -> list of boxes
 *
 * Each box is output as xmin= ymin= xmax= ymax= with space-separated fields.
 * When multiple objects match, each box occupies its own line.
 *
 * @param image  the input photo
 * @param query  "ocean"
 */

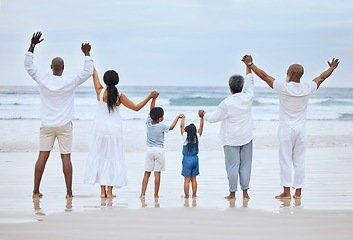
xmin=1 ymin=85 xmax=352 ymax=122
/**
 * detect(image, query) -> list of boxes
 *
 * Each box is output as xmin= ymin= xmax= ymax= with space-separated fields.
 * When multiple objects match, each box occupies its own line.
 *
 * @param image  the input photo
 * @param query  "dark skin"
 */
xmin=30 ymin=32 xmax=92 ymax=199
xmin=241 ymin=54 xmax=340 ymax=199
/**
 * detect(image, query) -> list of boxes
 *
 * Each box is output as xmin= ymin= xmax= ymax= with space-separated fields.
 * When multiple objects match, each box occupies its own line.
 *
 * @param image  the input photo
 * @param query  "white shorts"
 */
xmin=145 ymin=147 xmax=165 ymax=172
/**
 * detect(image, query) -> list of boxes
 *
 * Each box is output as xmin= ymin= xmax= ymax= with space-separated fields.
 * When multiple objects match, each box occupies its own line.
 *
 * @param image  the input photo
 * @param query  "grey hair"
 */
xmin=229 ymin=75 xmax=244 ymax=94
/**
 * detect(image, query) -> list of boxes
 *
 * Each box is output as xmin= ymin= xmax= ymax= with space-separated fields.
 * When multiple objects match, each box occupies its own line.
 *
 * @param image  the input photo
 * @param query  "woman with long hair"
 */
xmin=84 ymin=68 xmax=158 ymax=198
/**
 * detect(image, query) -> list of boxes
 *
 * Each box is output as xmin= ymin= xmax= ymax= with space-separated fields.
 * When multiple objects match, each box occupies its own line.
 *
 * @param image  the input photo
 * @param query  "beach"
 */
xmin=0 ymin=118 xmax=353 ymax=239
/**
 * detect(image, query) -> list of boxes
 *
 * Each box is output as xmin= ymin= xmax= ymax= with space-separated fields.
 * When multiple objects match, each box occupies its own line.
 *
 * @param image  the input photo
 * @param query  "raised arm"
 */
xmin=28 ymin=32 xmax=44 ymax=53
xmin=73 ymin=43 xmax=94 ymax=87
xmin=120 ymin=91 xmax=158 ymax=112
xmin=24 ymin=32 xmax=44 ymax=81
xmin=180 ymin=115 xmax=186 ymax=135
xmin=198 ymin=115 xmax=204 ymax=136
xmin=242 ymin=55 xmax=275 ymax=89
xmin=92 ymin=67 xmax=103 ymax=97
xmin=169 ymin=114 xmax=184 ymax=131
xmin=313 ymin=58 xmax=340 ymax=88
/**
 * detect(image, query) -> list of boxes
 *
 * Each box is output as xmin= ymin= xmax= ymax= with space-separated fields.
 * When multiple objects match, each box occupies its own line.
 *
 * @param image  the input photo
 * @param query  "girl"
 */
xmin=84 ymin=68 xmax=158 ymax=198
xmin=180 ymin=114 xmax=204 ymax=199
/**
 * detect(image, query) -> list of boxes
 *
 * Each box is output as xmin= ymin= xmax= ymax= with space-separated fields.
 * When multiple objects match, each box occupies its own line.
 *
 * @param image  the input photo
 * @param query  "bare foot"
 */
xmin=107 ymin=194 xmax=116 ymax=198
xmin=101 ymin=194 xmax=107 ymax=198
xmin=293 ymin=195 xmax=301 ymax=199
xmin=243 ymin=190 xmax=250 ymax=200
xmin=65 ymin=194 xmax=74 ymax=199
xmin=275 ymin=193 xmax=291 ymax=199
xmin=183 ymin=195 xmax=189 ymax=199
xmin=139 ymin=195 xmax=145 ymax=199
xmin=32 ymin=192 xmax=43 ymax=198
xmin=192 ymin=195 xmax=197 ymax=199
xmin=225 ymin=192 xmax=236 ymax=200
xmin=154 ymin=194 xmax=159 ymax=199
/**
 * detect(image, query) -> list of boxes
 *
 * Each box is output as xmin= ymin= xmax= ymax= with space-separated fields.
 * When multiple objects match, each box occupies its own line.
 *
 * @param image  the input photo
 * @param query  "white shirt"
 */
xmin=273 ymin=80 xmax=317 ymax=125
xmin=24 ymin=52 xmax=94 ymax=127
xmin=204 ymin=73 xmax=254 ymax=146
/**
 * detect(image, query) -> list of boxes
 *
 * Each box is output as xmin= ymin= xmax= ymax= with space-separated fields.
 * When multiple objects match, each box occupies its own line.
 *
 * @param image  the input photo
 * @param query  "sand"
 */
xmin=0 ymin=119 xmax=353 ymax=239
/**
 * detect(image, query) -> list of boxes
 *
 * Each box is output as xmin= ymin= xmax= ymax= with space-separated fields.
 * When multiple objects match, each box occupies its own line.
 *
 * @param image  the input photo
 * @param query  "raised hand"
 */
xmin=178 ymin=114 xmax=185 ymax=118
xmin=198 ymin=109 xmax=205 ymax=118
xmin=31 ymin=32 xmax=44 ymax=46
xmin=150 ymin=91 xmax=159 ymax=99
xmin=242 ymin=55 xmax=253 ymax=65
xmin=328 ymin=58 xmax=340 ymax=69
xmin=81 ymin=43 xmax=91 ymax=56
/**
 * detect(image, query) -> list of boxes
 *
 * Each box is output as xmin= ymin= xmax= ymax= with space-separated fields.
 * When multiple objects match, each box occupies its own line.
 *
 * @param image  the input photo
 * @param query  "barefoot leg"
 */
xmin=191 ymin=176 xmax=197 ymax=198
xmin=225 ymin=192 xmax=236 ymax=200
xmin=100 ymin=185 xmax=106 ymax=198
xmin=61 ymin=154 xmax=73 ymax=198
xmin=33 ymin=151 xmax=50 ymax=198
xmin=140 ymin=171 xmax=151 ymax=198
xmin=275 ymin=187 xmax=291 ymax=199
xmin=184 ymin=177 xmax=191 ymax=198
xmin=294 ymin=188 xmax=302 ymax=199
xmin=243 ymin=189 xmax=250 ymax=200
xmin=107 ymin=186 xmax=116 ymax=198
xmin=154 ymin=171 xmax=161 ymax=198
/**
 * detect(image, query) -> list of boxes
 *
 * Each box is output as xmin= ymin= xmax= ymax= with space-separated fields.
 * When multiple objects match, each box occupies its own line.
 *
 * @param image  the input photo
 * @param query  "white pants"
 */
xmin=277 ymin=124 xmax=306 ymax=189
xmin=145 ymin=147 xmax=165 ymax=172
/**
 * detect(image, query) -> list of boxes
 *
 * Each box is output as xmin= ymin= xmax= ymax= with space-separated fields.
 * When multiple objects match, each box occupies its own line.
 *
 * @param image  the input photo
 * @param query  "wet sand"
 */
xmin=0 ymin=119 xmax=353 ymax=239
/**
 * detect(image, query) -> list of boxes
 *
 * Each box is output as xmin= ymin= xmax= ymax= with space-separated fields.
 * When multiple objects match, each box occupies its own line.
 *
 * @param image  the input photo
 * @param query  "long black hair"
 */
xmin=185 ymin=123 xmax=198 ymax=151
xmin=103 ymin=70 xmax=120 ymax=113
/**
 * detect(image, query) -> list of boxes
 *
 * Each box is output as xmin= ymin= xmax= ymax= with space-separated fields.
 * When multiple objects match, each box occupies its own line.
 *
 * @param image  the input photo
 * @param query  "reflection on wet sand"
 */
xmin=183 ymin=198 xmax=197 ymax=207
xmin=33 ymin=198 xmax=45 ymax=217
xmin=278 ymin=198 xmax=301 ymax=209
xmin=101 ymin=198 xmax=113 ymax=207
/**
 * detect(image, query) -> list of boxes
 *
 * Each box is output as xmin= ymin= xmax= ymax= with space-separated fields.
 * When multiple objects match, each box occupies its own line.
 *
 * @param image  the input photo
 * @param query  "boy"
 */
xmin=140 ymin=93 xmax=184 ymax=199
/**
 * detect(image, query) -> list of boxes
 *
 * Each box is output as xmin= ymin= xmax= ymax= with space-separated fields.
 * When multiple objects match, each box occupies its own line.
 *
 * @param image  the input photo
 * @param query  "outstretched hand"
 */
xmin=328 ymin=58 xmax=340 ymax=69
xmin=31 ymin=32 xmax=44 ymax=45
xmin=81 ymin=43 xmax=91 ymax=56
xmin=242 ymin=55 xmax=253 ymax=65
xmin=150 ymin=91 xmax=159 ymax=99
xmin=178 ymin=114 xmax=185 ymax=118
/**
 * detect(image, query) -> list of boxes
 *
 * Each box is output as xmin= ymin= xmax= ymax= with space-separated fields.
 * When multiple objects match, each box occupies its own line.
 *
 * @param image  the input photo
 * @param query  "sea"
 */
xmin=1 ymin=85 xmax=353 ymax=122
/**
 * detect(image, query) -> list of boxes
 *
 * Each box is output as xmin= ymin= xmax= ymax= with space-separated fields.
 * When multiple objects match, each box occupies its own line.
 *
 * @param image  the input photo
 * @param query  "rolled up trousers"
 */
xmin=223 ymin=140 xmax=253 ymax=192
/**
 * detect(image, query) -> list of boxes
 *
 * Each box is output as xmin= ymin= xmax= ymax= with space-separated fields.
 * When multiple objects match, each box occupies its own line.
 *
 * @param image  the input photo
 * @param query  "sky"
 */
xmin=0 ymin=0 xmax=352 ymax=87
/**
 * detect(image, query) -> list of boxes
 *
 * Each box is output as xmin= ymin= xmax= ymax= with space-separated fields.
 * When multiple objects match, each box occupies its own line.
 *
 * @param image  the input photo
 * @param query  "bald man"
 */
xmin=242 ymin=55 xmax=339 ymax=199
xmin=24 ymin=32 xmax=94 ymax=198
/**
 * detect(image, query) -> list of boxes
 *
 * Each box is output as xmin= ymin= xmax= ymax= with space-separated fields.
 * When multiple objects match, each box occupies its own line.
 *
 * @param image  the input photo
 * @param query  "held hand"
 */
xmin=178 ymin=114 xmax=185 ymax=118
xmin=242 ymin=55 xmax=253 ymax=65
xmin=328 ymin=58 xmax=340 ymax=69
xmin=150 ymin=91 xmax=159 ymax=99
xmin=81 ymin=43 xmax=91 ymax=56
xmin=198 ymin=109 xmax=205 ymax=118
xmin=31 ymin=32 xmax=44 ymax=45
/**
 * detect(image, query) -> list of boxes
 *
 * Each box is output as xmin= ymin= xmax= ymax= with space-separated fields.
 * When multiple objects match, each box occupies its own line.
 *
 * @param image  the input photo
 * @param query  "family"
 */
xmin=25 ymin=32 xmax=340 ymax=201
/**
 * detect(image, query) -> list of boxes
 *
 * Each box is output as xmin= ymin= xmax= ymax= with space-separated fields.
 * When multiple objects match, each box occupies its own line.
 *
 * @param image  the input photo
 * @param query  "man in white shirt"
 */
xmin=24 ymin=32 xmax=94 ymax=198
xmin=198 ymin=63 xmax=254 ymax=200
xmin=242 ymin=55 xmax=339 ymax=199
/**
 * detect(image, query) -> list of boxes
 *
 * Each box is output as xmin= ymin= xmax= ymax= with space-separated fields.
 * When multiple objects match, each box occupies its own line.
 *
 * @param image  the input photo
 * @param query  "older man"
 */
xmin=242 ymin=55 xmax=339 ymax=199
xmin=199 ymin=62 xmax=254 ymax=200
xmin=24 ymin=32 xmax=94 ymax=198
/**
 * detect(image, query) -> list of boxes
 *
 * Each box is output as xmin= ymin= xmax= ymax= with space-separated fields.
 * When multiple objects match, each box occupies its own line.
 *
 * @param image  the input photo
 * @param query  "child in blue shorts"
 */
xmin=180 ymin=113 xmax=204 ymax=199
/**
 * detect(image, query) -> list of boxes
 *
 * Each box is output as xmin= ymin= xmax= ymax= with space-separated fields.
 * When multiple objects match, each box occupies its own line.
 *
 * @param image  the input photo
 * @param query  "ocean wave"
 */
xmin=338 ymin=113 xmax=353 ymax=121
xmin=169 ymin=97 xmax=224 ymax=106
xmin=312 ymin=99 xmax=353 ymax=106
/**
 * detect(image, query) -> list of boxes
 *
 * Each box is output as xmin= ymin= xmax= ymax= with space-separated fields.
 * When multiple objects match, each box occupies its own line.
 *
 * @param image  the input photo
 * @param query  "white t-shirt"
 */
xmin=182 ymin=132 xmax=201 ymax=146
xmin=273 ymin=80 xmax=317 ymax=125
xmin=24 ymin=52 xmax=94 ymax=127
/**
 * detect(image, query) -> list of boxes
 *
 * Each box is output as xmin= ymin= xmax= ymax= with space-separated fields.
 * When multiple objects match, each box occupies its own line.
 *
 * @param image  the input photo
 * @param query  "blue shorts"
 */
xmin=182 ymin=156 xmax=199 ymax=177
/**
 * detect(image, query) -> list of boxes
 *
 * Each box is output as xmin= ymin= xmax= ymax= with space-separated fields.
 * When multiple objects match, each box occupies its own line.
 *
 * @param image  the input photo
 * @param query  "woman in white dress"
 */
xmin=84 ymin=68 xmax=158 ymax=198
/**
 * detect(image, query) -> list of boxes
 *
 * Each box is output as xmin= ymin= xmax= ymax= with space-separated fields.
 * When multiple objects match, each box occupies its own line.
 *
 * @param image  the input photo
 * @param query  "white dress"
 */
xmin=84 ymin=89 xmax=128 ymax=188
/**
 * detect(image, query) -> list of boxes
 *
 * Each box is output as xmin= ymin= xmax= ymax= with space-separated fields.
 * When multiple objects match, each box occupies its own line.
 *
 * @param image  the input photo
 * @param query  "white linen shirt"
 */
xmin=24 ymin=52 xmax=94 ymax=127
xmin=204 ymin=73 xmax=254 ymax=147
xmin=273 ymin=80 xmax=317 ymax=126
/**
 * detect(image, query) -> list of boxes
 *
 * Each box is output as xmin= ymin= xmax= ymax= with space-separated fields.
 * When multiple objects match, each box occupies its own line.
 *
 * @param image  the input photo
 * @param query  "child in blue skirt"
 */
xmin=180 ymin=114 xmax=204 ymax=199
